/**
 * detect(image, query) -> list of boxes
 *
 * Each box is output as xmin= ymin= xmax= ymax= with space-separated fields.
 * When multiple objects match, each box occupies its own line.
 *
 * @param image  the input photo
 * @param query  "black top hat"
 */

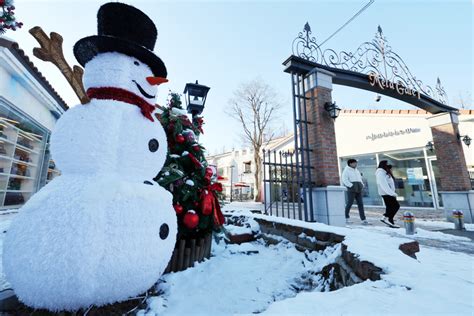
xmin=74 ymin=2 xmax=167 ymax=78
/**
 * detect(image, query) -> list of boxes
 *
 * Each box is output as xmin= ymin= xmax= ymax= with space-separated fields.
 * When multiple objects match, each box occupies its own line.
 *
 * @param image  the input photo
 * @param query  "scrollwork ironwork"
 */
xmin=292 ymin=22 xmax=322 ymax=63
xmin=292 ymin=24 xmax=448 ymax=104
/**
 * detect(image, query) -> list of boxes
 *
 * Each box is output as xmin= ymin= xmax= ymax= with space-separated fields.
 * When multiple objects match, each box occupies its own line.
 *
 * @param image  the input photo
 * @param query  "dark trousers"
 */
xmin=382 ymin=195 xmax=400 ymax=220
xmin=345 ymin=191 xmax=366 ymax=220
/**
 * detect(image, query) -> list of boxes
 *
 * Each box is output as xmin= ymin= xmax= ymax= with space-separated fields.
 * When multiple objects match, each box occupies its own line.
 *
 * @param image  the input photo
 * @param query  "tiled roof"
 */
xmin=0 ymin=38 xmax=69 ymax=110
xmin=341 ymin=109 xmax=473 ymax=115
xmin=263 ymin=134 xmax=294 ymax=150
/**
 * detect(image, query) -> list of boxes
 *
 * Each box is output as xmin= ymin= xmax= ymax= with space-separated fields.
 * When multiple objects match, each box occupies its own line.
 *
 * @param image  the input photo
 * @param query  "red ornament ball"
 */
xmin=192 ymin=144 xmax=200 ymax=152
xmin=183 ymin=211 xmax=199 ymax=229
xmin=176 ymin=134 xmax=185 ymax=143
xmin=173 ymin=204 xmax=184 ymax=215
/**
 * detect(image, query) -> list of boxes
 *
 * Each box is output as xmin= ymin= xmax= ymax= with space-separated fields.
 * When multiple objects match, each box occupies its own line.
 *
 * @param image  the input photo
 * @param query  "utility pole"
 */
xmin=230 ymin=165 xmax=235 ymax=202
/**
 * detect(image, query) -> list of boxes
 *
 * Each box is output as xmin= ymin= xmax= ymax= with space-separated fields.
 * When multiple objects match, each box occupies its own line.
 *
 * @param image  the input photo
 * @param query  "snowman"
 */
xmin=2 ymin=3 xmax=177 ymax=311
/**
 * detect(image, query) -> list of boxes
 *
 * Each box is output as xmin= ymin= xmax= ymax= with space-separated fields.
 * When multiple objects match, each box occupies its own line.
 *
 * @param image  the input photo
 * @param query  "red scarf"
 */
xmin=86 ymin=87 xmax=155 ymax=122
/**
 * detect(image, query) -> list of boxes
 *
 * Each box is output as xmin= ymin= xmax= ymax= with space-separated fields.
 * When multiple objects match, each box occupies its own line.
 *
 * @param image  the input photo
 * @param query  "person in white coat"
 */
xmin=342 ymin=159 xmax=368 ymax=224
xmin=376 ymin=160 xmax=400 ymax=227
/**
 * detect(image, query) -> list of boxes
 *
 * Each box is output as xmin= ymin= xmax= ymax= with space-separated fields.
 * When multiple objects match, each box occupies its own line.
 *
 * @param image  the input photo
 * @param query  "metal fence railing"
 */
xmin=263 ymin=149 xmax=314 ymax=221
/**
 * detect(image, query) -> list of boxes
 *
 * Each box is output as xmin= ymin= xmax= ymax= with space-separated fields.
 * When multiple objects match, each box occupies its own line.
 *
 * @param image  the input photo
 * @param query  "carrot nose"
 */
xmin=146 ymin=76 xmax=169 ymax=85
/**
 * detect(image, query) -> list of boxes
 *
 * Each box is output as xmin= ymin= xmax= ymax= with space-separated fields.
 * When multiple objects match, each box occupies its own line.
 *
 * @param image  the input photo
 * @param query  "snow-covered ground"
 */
xmin=140 ymin=240 xmax=341 ymax=315
xmin=259 ymin=219 xmax=473 ymax=316
xmin=1 ymin=203 xmax=473 ymax=315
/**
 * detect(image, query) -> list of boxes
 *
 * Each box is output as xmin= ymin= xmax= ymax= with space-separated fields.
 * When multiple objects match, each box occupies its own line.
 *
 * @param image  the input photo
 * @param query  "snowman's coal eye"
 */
xmin=159 ymin=223 xmax=169 ymax=240
xmin=134 ymin=61 xmax=140 ymax=66
xmin=148 ymin=139 xmax=159 ymax=152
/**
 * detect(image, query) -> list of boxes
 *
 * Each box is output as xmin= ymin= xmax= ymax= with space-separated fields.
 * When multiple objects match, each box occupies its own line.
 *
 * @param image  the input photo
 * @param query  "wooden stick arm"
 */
xmin=29 ymin=26 xmax=90 ymax=105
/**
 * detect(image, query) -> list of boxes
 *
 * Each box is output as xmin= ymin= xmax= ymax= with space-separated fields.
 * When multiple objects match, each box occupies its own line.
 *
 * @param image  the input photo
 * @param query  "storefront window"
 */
xmin=341 ymin=149 xmax=440 ymax=209
xmin=0 ymin=102 xmax=50 ymax=209
xmin=340 ymin=154 xmax=381 ymax=206
xmin=379 ymin=150 xmax=434 ymax=208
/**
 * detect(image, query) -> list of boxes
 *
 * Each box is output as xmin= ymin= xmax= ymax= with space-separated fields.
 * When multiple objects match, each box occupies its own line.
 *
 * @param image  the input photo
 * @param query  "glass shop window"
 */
xmin=0 ymin=101 xmax=49 ymax=209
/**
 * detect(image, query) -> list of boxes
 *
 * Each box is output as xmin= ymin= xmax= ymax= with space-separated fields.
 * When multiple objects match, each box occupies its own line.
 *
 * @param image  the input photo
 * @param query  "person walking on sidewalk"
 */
xmin=376 ymin=160 xmax=400 ymax=228
xmin=342 ymin=159 xmax=368 ymax=225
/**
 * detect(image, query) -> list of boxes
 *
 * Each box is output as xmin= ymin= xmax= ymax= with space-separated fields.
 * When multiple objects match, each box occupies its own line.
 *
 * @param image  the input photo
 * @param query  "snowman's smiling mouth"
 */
xmin=132 ymin=80 xmax=155 ymax=99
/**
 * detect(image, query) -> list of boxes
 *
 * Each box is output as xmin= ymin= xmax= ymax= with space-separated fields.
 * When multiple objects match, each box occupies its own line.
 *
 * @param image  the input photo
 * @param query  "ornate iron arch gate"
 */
xmin=287 ymin=23 xmax=455 ymax=113
xmin=263 ymin=23 xmax=458 ymax=222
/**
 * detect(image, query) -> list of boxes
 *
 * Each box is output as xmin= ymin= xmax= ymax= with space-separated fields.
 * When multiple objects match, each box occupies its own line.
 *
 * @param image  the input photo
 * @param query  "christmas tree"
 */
xmin=0 ymin=0 xmax=22 ymax=34
xmin=155 ymin=92 xmax=224 ymax=240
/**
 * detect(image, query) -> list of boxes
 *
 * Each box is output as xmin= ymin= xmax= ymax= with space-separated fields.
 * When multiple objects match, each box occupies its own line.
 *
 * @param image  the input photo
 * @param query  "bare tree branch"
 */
xmin=226 ymin=78 xmax=283 ymax=202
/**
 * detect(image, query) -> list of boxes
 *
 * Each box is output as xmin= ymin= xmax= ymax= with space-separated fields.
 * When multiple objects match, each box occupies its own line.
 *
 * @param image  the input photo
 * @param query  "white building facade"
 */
xmin=336 ymin=109 xmax=473 ymax=210
xmin=0 ymin=38 xmax=68 ymax=209
xmin=205 ymin=135 xmax=294 ymax=201
xmin=206 ymin=148 xmax=256 ymax=200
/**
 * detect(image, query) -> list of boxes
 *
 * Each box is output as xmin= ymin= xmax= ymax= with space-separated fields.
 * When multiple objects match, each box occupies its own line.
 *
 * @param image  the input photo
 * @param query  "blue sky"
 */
xmin=5 ymin=0 xmax=473 ymax=154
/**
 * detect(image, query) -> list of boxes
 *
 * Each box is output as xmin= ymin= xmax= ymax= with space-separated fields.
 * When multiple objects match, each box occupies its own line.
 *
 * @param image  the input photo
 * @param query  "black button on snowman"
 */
xmin=149 ymin=138 xmax=160 ymax=152
xmin=3 ymin=3 xmax=177 ymax=311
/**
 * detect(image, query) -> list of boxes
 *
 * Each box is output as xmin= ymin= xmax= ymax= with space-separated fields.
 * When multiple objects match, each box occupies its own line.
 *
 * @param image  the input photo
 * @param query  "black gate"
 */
xmin=263 ymin=70 xmax=315 ymax=221
xmin=262 ymin=150 xmax=307 ymax=220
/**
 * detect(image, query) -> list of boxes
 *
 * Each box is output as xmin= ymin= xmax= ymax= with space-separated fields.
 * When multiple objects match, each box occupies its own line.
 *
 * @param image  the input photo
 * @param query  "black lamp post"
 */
xmin=324 ymin=101 xmax=341 ymax=120
xmin=229 ymin=164 xmax=235 ymax=202
xmin=183 ymin=80 xmax=210 ymax=117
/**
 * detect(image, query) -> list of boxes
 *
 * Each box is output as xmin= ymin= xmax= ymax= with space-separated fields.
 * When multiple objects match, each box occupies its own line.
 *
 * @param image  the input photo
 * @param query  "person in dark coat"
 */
xmin=376 ymin=160 xmax=400 ymax=228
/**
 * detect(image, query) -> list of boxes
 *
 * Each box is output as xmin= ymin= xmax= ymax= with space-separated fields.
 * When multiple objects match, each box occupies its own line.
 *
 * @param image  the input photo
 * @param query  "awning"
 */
xmin=234 ymin=182 xmax=250 ymax=187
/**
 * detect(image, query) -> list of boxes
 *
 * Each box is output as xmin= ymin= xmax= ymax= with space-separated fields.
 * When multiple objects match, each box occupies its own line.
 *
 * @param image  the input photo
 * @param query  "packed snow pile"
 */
xmin=224 ymin=214 xmax=261 ymax=236
xmin=138 ymin=238 xmax=342 ymax=315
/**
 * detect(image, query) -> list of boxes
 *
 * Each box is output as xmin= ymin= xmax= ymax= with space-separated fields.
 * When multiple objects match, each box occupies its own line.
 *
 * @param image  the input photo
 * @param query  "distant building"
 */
xmin=205 ymin=135 xmax=293 ymax=201
xmin=0 ymin=38 xmax=68 ymax=210
xmin=206 ymin=147 xmax=255 ymax=201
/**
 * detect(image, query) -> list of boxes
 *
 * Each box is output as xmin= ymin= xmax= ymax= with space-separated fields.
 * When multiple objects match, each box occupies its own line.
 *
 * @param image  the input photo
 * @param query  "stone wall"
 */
xmin=254 ymin=218 xmax=383 ymax=282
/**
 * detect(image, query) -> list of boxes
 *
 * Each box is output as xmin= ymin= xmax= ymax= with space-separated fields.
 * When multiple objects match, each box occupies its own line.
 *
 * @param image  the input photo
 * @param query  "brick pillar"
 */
xmin=428 ymin=112 xmax=471 ymax=191
xmin=300 ymin=68 xmax=346 ymax=226
xmin=304 ymin=68 xmax=340 ymax=186
xmin=427 ymin=112 xmax=473 ymax=223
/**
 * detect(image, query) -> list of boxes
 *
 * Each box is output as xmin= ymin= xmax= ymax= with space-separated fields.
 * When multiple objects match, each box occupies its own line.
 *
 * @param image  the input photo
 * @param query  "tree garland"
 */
xmin=154 ymin=92 xmax=224 ymax=240
xmin=0 ymin=0 xmax=22 ymax=34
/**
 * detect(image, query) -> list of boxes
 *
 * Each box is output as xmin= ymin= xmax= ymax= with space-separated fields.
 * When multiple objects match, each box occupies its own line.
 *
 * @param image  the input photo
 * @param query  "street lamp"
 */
xmin=425 ymin=141 xmax=434 ymax=152
xmin=324 ymin=101 xmax=341 ymax=120
xmin=183 ymin=80 xmax=210 ymax=117
xmin=457 ymin=134 xmax=472 ymax=147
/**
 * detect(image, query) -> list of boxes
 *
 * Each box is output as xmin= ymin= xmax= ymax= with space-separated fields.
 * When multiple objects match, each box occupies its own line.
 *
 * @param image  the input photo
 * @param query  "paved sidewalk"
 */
xmin=437 ymin=229 xmax=474 ymax=240
xmin=347 ymin=207 xmax=474 ymax=255
xmin=356 ymin=207 xmax=445 ymax=221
